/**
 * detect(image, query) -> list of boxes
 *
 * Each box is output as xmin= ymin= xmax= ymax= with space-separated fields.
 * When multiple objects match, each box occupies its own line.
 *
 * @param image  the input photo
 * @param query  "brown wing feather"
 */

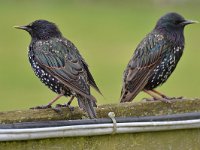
xmin=63 ymin=38 xmax=102 ymax=96
xmin=120 ymin=33 xmax=164 ymax=102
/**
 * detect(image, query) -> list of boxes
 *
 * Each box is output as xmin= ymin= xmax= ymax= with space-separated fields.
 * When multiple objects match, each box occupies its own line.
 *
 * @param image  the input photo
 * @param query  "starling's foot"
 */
xmin=162 ymin=96 xmax=184 ymax=100
xmin=178 ymin=96 xmax=184 ymax=99
xmin=142 ymin=98 xmax=156 ymax=102
xmin=52 ymin=104 xmax=74 ymax=113
xmin=55 ymin=103 xmax=67 ymax=108
xmin=175 ymin=96 xmax=184 ymax=99
xmin=159 ymin=98 xmax=172 ymax=103
xmin=52 ymin=107 xmax=62 ymax=113
xmin=67 ymin=105 xmax=75 ymax=111
xmin=55 ymin=103 xmax=74 ymax=111
xmin=30 ymin=105 xmax=52 ymax=109
xmin=162 ymin=96 xmax=172 ymax=100
xmin=142 ymin=97 xmax=171 ymax=103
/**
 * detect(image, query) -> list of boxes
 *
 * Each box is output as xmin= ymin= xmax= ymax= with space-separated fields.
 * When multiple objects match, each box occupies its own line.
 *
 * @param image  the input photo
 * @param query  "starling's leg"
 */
xmin=143 ymin=90 xmax=171 ymax=103
xmin=151 ymin=89 xmax=168 ymax=98
xmin=30 ymin=94 xmax=63 ymax=109
xmin=151 ymin=89 xmax=183 ymax=100
xmin=66 ymin=96 xmax=75 ymax=107
xmin=66 ymin=96 xmax=75 ymax=111
xmin=143 ymin=90 xmax=161 ymax=101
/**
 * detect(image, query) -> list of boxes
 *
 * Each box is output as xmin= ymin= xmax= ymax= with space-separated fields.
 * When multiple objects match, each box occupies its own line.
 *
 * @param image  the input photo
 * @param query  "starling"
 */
xmin=15 ymin=20 xmax=101 ymax=118
xmin=120 ymin=12 xmax=198 ymax=103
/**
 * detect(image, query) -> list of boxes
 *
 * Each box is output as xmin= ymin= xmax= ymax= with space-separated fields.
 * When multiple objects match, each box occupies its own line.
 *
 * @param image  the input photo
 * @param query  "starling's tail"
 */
xmin=120 ymin=88 xmax=140 ymax=103
xmin=77 ymin=95 xmax=97 ymax=118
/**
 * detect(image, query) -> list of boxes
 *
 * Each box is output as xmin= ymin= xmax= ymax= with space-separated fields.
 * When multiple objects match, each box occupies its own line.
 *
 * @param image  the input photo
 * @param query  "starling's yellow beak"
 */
xmin=182 ymin=20 xmax=199 ymax=25
xmin=14 ymin=25 xmax=29 ymax=30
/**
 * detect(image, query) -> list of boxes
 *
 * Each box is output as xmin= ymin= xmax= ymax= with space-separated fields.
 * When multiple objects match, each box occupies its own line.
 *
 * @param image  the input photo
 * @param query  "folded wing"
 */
xmin=120 ymin=33 xmax=166 ymax=102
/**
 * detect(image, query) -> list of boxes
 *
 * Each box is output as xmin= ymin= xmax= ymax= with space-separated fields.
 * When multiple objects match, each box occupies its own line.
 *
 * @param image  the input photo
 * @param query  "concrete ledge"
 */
xmin=0 ymin=98 xmax=199 ymax=124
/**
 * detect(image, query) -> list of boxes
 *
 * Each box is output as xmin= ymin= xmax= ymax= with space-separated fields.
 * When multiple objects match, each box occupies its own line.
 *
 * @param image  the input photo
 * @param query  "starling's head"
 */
xmin=15 ymin=20 xmax=62 ymax=40
xmin=155 ymin=12 xmax=198 ymax=32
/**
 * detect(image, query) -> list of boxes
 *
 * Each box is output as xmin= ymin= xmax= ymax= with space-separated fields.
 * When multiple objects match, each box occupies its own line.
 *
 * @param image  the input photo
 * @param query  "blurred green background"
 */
xmin=0 ymin=0 xmax=199 ymax=111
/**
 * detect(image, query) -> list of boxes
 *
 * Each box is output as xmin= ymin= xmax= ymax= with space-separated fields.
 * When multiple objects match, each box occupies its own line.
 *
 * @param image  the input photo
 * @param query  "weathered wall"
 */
xmin=0 ymin=98 xmax=200 ymax=149
xmin=1 ymin=129 xmax=200 ymax=150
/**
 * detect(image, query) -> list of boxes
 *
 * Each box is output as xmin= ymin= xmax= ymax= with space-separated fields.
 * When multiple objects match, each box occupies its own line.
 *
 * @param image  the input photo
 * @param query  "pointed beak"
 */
xmin=14 ymin=25 xmax=29 ymax=30
xmin=181 ymin=20 xmax=199 ymax=25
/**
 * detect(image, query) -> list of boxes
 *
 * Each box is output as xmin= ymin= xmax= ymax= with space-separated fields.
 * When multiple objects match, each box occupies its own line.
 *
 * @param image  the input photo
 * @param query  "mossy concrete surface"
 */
xmin=0 ymin=98 xmax=200 ymax=149
xmin=0 ymin=98 xmax=200 ymax=124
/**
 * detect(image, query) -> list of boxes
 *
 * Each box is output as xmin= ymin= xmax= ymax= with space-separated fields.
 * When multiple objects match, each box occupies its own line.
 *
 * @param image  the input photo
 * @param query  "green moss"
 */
xmin=1 ymin=98 xmax=200 ymax=149
xmin=0 ymin=98 xmax=199 ymax=124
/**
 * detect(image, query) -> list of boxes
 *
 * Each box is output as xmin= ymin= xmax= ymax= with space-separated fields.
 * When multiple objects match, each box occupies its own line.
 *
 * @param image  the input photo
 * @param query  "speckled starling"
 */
xmin=15 ymin=20 xmax=101 ymax=118
xmin=120 ymin=12 xmax=198 ymax=103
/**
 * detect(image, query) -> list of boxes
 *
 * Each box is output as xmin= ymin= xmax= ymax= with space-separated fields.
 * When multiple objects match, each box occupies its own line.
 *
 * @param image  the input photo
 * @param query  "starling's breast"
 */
xmin=145 ymin=46 xmax=184 ymax=90
xmin=28 ymin=50 xmax=71 ymax=96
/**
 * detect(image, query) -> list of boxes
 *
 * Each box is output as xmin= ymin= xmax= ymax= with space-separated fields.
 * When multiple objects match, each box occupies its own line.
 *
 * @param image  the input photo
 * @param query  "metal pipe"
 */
xmin=1 ymin=119 xmax=200 ymax=141
xmin=1 ymin=112 xmax=200 ymax=129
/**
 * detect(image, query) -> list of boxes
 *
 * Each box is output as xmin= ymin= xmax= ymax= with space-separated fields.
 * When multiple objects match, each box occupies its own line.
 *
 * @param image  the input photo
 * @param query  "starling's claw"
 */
xmin=30 ymin=105 xmax=52 ymax=109
xmin=142 ymin=97 xmax=171 ymax=103
xmin=160 ymin=98 xmax=172 ymax=103
xmin=67 ymin=105 xmax=74 ymax=111
xmin=176 ymin=96 xmax=184 ymax=99
xmin=55 ymin=104 xmax=68 ymax=108
xmin=142 ymin=98 xmax=156 ymax=102
xmin=52 ymin=107 xmax=62 ymax=113
xmin=162 ymin=96 xmax=184 ymax=100
xmin=161 ymin=95 xmax=173 ymax=100
xmin=55 ymin=103 xmax=74 ymax=111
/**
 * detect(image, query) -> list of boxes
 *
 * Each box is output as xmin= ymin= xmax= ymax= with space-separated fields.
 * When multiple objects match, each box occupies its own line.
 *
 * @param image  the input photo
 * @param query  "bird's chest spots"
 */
xmin=28 ymin=51 xmax=71 ymax=95
xmin=147 ymin=46 xmax=183 ymax=89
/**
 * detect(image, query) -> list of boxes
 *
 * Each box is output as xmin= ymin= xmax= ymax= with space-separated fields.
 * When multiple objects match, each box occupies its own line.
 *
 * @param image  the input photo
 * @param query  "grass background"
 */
xmin=0 ymin=0 xmax=199 ymax=111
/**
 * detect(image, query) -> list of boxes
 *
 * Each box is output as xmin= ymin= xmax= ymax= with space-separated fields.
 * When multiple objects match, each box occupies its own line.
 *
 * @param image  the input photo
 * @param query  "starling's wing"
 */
xmin=120 ymin=33 xmax=166 ymax=102
xmin=63 ymin=39 xmax=102 ymax=95
xmin=33 ymin=39 xmax=95 ymax=101
xmin=82 ymin=62 xmax=103 ymax=95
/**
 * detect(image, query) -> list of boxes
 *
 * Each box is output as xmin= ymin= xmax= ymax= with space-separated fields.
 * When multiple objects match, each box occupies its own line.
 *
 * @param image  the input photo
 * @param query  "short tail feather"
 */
xmin=120 ymin=88 xmax=140 ymax=103
xmin=77 ymin=95 xmax=97 ymax=118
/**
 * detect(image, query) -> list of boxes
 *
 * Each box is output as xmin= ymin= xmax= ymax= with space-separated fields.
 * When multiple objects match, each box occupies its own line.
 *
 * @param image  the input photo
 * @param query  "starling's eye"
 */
xmin=174 ymin=20 xmax=183 ymax=25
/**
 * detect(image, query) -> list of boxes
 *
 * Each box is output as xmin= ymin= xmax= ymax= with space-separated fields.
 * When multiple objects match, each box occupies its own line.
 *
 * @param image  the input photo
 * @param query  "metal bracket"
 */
xmin=108 ymin=112 xmax=117 ymax=134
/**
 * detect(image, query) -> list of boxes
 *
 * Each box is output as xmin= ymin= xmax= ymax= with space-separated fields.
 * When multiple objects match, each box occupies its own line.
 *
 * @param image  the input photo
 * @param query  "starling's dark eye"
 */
xmin=174 ymin=20 xmax=183 ymax=25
